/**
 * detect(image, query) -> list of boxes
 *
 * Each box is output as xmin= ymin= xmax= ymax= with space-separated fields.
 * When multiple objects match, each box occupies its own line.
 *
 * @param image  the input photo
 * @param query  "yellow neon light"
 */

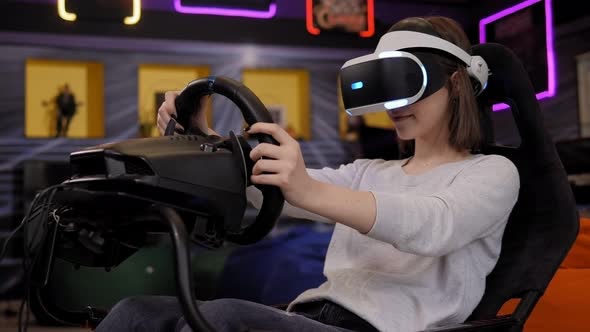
xmin=58 ymin=0 xmax=141 ymax=25
xmin=57 ymin=0 xmax=77 ymax=22
xmin=124 ymin=0 xmax=142 ymax=25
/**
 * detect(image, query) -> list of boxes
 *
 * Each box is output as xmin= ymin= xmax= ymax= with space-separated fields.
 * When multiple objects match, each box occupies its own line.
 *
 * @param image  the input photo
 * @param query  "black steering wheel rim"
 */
xmin=174 ymin=76 xmax=285 ymax=245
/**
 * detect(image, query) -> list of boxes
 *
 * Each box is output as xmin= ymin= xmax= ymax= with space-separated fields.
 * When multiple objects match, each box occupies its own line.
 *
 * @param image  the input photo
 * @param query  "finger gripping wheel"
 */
xmin=175 ymin=76 xmax=284 ymax=245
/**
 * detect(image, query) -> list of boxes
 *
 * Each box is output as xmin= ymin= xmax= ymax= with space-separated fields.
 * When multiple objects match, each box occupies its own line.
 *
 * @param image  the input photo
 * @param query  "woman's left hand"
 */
xmin=248 ymin=123 xmax=314 ymax=207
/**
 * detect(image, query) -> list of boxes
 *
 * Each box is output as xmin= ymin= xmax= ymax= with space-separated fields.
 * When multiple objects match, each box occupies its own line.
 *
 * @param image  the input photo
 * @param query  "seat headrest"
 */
xmin=471 ymin=43 xmax=548 ymax=151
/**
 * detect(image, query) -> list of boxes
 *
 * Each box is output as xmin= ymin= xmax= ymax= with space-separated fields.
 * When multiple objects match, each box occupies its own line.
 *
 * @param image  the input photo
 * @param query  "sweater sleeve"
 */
xmin=246 ymin=159 xmax=373 ymax=223
xmin=365 ymin=155 xmax=520 ymax=257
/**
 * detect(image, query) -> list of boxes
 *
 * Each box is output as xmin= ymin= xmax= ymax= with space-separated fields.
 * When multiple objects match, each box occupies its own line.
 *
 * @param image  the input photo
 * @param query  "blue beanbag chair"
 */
xmin=216 ymin=224 xmax=332 ymax=305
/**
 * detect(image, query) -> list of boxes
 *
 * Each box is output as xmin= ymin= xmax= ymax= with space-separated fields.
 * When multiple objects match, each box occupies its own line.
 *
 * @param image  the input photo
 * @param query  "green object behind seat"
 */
xmin=41 ymin=238 xmax=236 ymax=313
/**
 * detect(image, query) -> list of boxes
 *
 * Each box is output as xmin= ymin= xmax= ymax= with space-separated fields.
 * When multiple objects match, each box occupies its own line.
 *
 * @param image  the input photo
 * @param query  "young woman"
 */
xmin=97 ymin=16 xmax=519 ymax=332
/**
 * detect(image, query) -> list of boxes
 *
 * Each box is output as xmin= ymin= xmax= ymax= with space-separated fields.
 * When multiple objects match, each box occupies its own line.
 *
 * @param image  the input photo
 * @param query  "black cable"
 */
xmin=17 ymin=291 xmax=26 ymax=332
xmin=12 ymin=185 xmax=62 ymax=332
xmin=19 ymin=191 xmax=51 ymax=332
xmin=0 ymin=205 xmax=48 ymax=263
xmin=17 ymin=203 xmax=49 ymax=332
xmin=0 ymin=200 xmax=53 ymax=331
xmin=0 ymin=221 xmax=24 ymax=263
xmin=22 ymin=186 xmax=60 ymax=332
xmin=20 ymin=186 xmax=59 ymax=267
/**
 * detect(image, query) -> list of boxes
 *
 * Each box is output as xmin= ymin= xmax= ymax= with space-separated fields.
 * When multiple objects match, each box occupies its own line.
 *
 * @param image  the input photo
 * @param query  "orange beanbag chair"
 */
xmin=500 ymin=216 xmax=590 ymax=331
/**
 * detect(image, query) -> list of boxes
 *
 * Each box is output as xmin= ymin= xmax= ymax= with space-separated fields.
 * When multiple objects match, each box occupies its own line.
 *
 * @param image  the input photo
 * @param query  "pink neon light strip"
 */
xmin=174 ymin=0 xmax=277 ymax=19
xmin=479 ymin=0 xmax=556 ymax=111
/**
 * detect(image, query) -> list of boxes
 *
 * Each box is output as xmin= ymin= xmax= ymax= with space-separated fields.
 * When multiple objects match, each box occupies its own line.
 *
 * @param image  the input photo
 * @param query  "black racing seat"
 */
xmin=420 ymin=43 xmax=580 ymax=332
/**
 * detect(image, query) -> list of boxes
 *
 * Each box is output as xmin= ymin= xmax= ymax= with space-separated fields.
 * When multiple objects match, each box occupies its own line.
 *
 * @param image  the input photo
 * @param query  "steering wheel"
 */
xmin=172 ymin=76 xmax=285 ymax=245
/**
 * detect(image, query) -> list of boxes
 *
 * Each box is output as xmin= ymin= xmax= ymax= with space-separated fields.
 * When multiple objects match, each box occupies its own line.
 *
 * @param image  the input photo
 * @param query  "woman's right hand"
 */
xmin=156 ymin=91 xmax=215 ymax=136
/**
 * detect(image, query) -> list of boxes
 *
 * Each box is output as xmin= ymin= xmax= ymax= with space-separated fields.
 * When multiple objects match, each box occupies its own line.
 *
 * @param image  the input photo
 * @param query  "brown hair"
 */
xmin=389 ymin=16 xmax=482 ymax=156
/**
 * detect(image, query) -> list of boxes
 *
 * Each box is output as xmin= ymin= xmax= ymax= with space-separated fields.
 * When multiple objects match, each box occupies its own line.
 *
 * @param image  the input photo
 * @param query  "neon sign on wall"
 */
xmin=173 ymin=0 xmax=277 ymax=19
xmin=479 ymin=0 xmax=555 ymax=111
xmin=306 ymin=0 xmax=375 ymax=38
xmin=57 ymin=0 xmax=142 ymax=25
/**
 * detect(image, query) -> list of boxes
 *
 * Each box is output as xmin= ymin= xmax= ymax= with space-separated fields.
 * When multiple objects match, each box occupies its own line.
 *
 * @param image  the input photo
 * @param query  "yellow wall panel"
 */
xmin=242 ymin=69 xmax=311 ymax=140
xmin=25 ymin=59 xmax=104 ymax=138
xmin=86 ymin=62 xmax=105 ymax=137
xmin=138 ymin=64 xmax=210 ymax=137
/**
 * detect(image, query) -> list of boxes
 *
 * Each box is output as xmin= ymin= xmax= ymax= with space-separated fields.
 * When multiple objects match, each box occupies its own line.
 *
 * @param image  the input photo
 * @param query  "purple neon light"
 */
xmin=479 ymin=0 xmax=556 ymax=111
xmin=173 ymin=0 xmax=277 ymax=19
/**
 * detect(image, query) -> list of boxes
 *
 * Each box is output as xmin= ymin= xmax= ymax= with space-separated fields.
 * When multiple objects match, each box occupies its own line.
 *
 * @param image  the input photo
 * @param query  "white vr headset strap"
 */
xmin=376 ymin=31 xmax=489 ymax=95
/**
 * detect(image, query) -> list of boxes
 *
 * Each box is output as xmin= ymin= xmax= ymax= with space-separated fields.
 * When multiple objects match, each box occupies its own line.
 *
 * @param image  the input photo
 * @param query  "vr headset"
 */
xmin=340 ymin=27 xmax=489 ymax=116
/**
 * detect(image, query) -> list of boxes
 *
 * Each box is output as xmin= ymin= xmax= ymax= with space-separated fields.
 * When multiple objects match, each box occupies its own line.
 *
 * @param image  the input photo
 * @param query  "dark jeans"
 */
xmin=95 ymin=296 xmax=379 ymax=332
xmin=291 ymin=300 xmax=379 ymax=332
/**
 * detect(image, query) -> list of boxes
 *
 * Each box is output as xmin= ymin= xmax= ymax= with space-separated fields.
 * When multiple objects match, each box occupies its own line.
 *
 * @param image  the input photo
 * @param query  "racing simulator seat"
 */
xmin=418 ymin=42 xmax=580 ymax=331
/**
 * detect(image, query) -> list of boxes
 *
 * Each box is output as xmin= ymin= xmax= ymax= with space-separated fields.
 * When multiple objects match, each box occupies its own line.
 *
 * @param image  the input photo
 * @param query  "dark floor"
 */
xmin=0 ymin=300 xmax=91 ymax=332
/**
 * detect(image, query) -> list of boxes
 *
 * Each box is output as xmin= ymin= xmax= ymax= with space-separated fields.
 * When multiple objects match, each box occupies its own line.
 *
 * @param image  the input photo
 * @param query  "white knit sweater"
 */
xmin=247 ymin=154 xmax=520 ymax=332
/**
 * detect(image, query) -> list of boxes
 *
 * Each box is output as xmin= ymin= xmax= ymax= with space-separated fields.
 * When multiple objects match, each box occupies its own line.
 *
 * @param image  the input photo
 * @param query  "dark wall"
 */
xmin=0 ymin=35 xmax=369 ymax=221
xmin=1 ymin=1 xmax=475 ymax=49
xmin=0 ymin=1 xmax=379 ymax=49
xmin=490 ymin=16 xmax=590 ymax=145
